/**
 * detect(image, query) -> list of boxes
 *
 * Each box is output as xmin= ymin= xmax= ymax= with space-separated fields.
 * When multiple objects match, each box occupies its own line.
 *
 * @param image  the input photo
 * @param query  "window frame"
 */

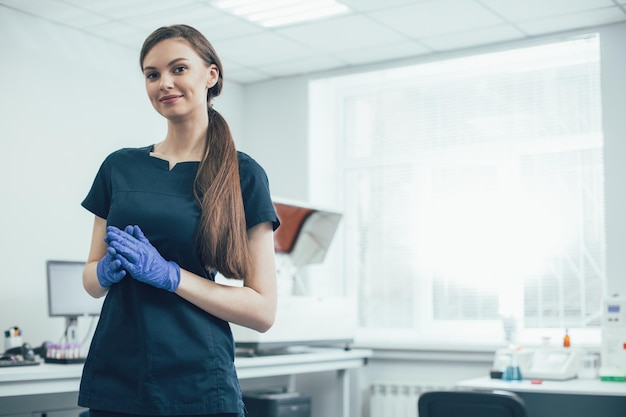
xmin=308 ymin=33 xmax=605 ymax=349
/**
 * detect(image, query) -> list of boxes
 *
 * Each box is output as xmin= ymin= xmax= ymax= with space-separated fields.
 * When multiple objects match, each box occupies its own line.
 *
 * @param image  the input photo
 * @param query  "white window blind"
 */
xmin=309 ymin=34 xmax=604 ymax=346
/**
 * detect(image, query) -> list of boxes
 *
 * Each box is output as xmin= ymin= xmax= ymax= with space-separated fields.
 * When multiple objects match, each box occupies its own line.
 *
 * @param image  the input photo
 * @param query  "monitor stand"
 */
xmin=66 ymin=317 xmax=79 ymax=344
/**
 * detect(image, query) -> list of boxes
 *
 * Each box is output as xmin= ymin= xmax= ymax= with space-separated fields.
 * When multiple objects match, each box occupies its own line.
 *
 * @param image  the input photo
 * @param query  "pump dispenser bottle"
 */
xmin=563 ymin=328 xmax=571 ymax=348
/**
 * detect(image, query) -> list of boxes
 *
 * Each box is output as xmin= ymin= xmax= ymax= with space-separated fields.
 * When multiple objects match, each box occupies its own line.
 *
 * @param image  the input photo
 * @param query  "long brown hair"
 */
xmin=140 ymin=24 xmax=250 ymax=280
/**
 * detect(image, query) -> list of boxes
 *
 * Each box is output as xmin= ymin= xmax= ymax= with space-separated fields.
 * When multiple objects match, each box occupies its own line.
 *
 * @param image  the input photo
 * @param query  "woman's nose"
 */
xmin=159 ymin=73 xmax=174 ymax=89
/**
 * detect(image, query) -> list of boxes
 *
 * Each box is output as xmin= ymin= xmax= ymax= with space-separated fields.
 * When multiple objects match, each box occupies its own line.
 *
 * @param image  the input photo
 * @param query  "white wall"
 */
xmin=0 ymin=7 xmax=244 ymax=346
xmin=600 ymin=23 xmax=626 ymax=298
xmin=242 ymin=77 xmax=310 ymax=201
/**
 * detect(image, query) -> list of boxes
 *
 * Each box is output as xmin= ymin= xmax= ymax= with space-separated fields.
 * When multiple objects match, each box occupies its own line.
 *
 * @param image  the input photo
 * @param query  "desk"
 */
xmin=457 ymin=377 xmax=626 ymax=417
xmin=0 ymin=347 xmax=372 ymax=417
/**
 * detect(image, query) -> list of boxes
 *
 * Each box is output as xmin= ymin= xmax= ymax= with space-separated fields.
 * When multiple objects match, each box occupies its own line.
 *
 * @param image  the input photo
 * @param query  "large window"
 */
xmin=309 ymin=35 xmax=605 ymax=346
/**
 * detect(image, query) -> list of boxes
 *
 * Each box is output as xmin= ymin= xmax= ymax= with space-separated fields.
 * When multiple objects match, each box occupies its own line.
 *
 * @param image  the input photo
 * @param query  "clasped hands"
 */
xmin=96 ymin=225 xmax=181 ymax=292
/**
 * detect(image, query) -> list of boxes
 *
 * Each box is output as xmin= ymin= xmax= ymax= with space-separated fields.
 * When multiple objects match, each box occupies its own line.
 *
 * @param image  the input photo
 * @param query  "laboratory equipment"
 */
xmin=491 ymin=347 xmax=534 ymax=379
xmin=230 ymin=198 xmax=356 ymax=353
xmin=599 ymin=296 xmax=626 ymax=381
xmin=502 ymin=362 xmax=523 ymax=381
xmin=578 ymin=353 xmax=600 ymax=379
xmin=492 ymin=346 xmax=586 ymax=380
xmin=4 ymin=326 xmax=23 ymax=351
xmin=524 ymin=347 xmax=585 ymax=380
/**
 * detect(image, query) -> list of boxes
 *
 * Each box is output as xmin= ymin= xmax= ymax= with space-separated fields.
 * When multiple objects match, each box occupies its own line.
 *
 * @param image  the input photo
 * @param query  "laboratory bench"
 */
xmin=456 ymin=376 xmax=626 ymax=417
xmin=0 ymin=347 xmax=372 ymax=417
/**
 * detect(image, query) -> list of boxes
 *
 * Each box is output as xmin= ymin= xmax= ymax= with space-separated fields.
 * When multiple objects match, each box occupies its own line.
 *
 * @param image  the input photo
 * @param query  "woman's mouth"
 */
xmin=159 ymin=95 xmax=182 ymax=104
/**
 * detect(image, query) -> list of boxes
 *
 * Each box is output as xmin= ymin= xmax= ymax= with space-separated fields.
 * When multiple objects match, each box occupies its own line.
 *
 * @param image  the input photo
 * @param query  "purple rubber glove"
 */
xmin=106 ymin=225 xmax=181 ymax=292
xmin=96 ymin=246 xmax=126 ymax=288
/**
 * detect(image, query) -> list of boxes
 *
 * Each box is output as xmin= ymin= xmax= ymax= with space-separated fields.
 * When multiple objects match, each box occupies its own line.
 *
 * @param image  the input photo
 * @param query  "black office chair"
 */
xmin=418 ymin=390 xmax=527 ymax=417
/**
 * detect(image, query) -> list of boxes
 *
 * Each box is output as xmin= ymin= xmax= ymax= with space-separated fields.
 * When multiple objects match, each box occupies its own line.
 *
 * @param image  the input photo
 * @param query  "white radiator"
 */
xmin=369 ymin=382 xmax=453 ymax=417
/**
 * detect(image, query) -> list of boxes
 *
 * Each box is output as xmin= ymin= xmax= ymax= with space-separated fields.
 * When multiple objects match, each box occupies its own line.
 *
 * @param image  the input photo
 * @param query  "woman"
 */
xmin=79 ymin=24 xmax=280 ymax=417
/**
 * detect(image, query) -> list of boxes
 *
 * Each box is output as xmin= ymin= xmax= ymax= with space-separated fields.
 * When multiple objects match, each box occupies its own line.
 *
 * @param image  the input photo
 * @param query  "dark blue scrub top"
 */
xmin=78 ymin=146 xmax=279 ymax=415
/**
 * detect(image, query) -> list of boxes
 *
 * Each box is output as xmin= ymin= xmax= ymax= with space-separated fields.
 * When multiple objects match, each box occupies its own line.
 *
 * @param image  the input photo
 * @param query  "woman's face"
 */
xmin=142 ymin=38 xmax=218 ymax=121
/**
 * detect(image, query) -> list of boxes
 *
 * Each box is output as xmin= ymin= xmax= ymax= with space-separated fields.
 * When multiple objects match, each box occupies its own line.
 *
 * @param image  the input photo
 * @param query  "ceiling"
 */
xmin=1 ymin=0 xmax=625 ymax=85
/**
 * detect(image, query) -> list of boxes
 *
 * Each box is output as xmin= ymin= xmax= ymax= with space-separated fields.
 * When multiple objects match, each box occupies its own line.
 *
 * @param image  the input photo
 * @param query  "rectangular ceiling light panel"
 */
xmin=212 ymin=0 xmax=350 ymax=27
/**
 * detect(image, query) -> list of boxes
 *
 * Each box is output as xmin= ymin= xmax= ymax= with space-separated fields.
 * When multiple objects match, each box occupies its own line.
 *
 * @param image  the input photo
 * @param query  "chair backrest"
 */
xmin=418 ymin=390 xmax=527 ymax=417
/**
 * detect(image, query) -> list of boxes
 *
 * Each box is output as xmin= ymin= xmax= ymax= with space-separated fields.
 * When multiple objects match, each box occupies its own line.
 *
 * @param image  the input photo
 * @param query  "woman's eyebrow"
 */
xmin=143 ymin=57 xmax=189 ymax=72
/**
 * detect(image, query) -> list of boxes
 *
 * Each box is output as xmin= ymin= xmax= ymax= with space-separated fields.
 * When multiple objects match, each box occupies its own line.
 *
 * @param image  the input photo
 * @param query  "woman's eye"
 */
xmin=173 ymin=66 xmax=187 ymax=74
xmin=145 ymin=72 xmax=158 ymax=80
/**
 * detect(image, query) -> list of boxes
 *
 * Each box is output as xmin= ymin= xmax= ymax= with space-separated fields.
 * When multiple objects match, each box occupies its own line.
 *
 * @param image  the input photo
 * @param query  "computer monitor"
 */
xmin=46 ymin=260 xmax=104 ymax=318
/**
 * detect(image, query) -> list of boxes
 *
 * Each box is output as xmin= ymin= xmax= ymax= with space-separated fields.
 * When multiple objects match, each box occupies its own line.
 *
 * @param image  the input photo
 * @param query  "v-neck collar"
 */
xmin=145 ymin=145 xmax=200 ymax=172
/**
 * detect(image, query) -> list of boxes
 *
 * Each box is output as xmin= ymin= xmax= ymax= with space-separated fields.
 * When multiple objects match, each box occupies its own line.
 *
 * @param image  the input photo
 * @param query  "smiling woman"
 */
xmin=78 ymin=25 xmax=280 ymax=417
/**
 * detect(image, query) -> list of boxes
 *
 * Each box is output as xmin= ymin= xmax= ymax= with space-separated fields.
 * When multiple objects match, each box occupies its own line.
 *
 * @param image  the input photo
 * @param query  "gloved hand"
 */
xmin=96 ymin=246 xmax=126 ymax=288
xmin=106 ymin=225 xmax=181 ymax=292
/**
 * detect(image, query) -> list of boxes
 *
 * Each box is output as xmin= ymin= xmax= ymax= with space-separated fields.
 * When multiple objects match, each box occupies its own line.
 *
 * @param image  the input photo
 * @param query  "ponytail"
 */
xmin=194 ymin=107 xmax=250 ymax=279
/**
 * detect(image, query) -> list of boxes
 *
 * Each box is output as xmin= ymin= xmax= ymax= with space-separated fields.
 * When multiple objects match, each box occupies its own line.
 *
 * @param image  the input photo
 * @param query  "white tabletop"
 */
xmin=456 ymin=376 xmax=626 ymax=397
xmin=0 ymin=347 xmax=372 ymax=398
xmin=235 ymin=347 xmax=371 ymax=378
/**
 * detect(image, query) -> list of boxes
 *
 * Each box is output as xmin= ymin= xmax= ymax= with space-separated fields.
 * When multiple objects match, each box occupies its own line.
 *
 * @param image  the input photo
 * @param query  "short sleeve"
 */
xmin=81 ymin=153 xmax=114 ymax=219
xmin=238 ymin=152 xmax=280 ymax=231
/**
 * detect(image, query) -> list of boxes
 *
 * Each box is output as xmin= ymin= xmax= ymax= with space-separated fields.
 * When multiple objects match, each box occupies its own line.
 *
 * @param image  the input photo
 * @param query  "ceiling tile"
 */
xmin=479 ymin=0 xmax=615 ymax=22
xmin=57 ymin=13 xmax=110 ymax=29
xmin=108 ymin=31 xmax=151 ymax=50
xmin=122 ymin=3 xmax=224 ymax=31
xmin=370 ymin=0 xmax=505 ymax=38
xmin=0 ymin=0 xmax=107 ymax=27
xmin=212 ymin=32 xmax=315 ymax=67
xmin=338 ymin=40 xmax=431 ymax=65
xmin=0 ymin=0 xmax=62 ymax=13
xmin=516 ymin=6 xmax=626 ymax=35
xmin=276 ymin=14 xmax=407 ymax=53
xmin=191 ymin=15 xmax=264 ymax=42
xmin=63 ymin=0 xmax=198 ymax=20
xmin=261 ymin=55 xmax=347 ymax=77
xmin=421 ymin=24 xmax=526 ymax=51
xmin=82 ymin=20 xmax=148 ymax=48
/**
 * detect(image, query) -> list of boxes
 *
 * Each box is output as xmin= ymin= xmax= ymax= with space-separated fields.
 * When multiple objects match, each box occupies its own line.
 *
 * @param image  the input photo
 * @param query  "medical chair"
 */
xmin=418 ymin=390 xmax=527 ymax=417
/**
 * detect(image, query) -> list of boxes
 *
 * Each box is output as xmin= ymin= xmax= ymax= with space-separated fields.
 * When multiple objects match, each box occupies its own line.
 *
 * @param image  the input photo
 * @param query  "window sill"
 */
xmin=352 ymin=339 xmax=601 ymax=363
xmin=352 ymin=341 xmax=497 ymax=363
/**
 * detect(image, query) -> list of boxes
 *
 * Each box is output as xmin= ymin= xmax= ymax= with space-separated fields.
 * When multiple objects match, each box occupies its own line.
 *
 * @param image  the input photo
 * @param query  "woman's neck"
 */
xmin=156 ymin=117 xmax=208 ymax=162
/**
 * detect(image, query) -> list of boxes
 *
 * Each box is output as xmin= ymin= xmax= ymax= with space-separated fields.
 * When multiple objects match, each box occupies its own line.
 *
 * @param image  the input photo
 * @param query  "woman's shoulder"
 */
xmin=237 ymin=151 xmax=268 ymax=177
xmin=236 ymin=151 xmax=278 ymax=229
xmin=237 ymin=151 xmax=273 ymax=199
xmin=103 ymin=145 xmax=152 ymax=163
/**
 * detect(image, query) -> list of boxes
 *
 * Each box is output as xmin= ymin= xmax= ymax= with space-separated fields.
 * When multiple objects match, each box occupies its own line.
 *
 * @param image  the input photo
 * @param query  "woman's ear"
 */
xmin=207 ymin=64 xmax=219 ymax=89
